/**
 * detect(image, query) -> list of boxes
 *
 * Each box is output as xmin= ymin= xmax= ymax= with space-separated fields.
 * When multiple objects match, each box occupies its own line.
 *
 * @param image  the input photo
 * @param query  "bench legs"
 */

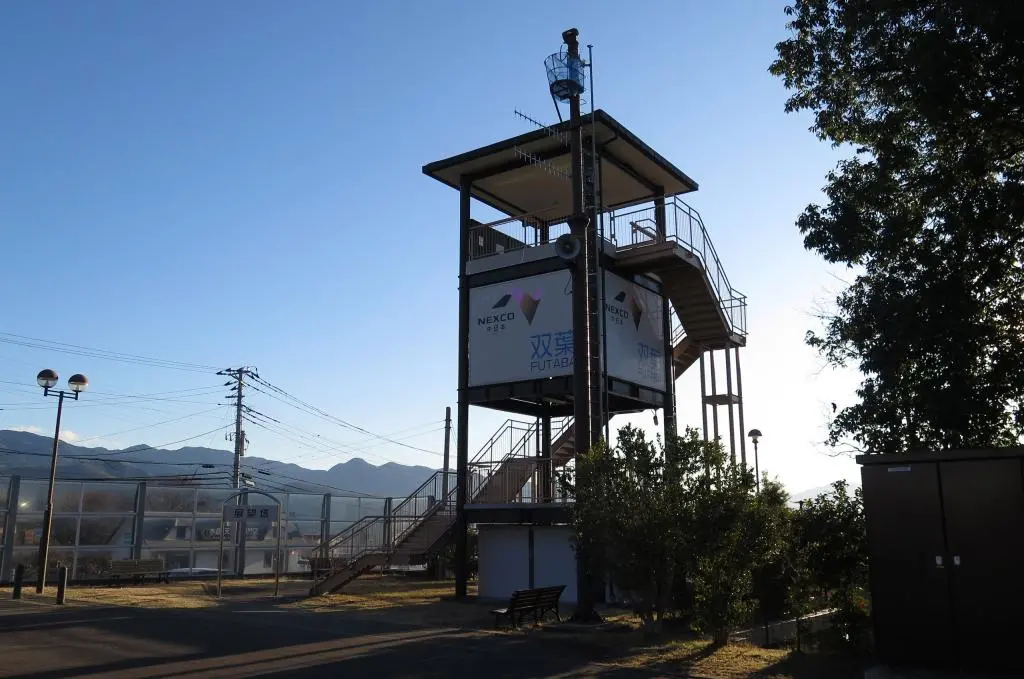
xmin=495 ymin=606 xmax=563 ymax=630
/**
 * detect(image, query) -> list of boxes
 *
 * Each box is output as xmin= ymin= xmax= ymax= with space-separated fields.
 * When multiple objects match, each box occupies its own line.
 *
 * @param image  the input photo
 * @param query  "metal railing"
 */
xmin=465 ymin=198 xmax=746 ymax=335
xmin=313 ymin=469 xmax=457 ymax=577
xmin=608 ymin=198 xmax=747 ymax=336
xmin=312 ymin=415 xmax=585 ymax=584
xmin=389 ymin=470 xmax=456 ymax=548
xmin=467 ymin=218 xmax=572 ymax=261
xmin=467 ymin=417 xmax=573 ymax=504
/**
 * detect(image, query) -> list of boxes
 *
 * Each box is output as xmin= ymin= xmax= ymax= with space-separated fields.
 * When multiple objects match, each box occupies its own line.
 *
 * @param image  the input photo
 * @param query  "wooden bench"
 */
xmin=491 ymin=584 xmax=566 ymax=629
xmin=108 ymin=558 xmax=169 ymax=585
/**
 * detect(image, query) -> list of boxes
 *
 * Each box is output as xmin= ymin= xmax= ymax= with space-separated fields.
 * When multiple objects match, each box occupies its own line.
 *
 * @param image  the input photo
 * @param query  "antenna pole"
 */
xmin=563 ymin=28 xmax=591 ymax=460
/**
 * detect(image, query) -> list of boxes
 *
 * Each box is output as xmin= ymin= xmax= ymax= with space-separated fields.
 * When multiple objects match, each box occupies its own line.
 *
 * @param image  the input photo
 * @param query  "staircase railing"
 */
xmin=609 ymin=197 xmax=747 ymax=336
xmin=312 ymin=469 xmax=455 ymax=576
xmin=312 ymin=417 xmax=577 ymax=585
xmin=468 ymin=416 xmax=573 ymax=504
xmin=388 ymin=469 xmax=456 ymax=549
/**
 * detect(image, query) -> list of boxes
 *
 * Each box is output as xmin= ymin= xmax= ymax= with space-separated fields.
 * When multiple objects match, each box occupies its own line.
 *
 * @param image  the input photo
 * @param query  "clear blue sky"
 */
xmin=0 ymin=0 xmax=862 ymax=493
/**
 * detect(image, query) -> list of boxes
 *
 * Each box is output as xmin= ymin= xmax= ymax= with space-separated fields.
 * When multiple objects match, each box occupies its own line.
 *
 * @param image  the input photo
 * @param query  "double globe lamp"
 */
xmin=34 ymin=369 xmax=88 ymax=593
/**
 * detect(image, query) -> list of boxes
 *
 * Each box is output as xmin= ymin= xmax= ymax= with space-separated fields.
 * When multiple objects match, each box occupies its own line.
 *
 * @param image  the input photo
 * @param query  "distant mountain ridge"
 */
xmin=0 ymin=429 xmax=436 ymax=498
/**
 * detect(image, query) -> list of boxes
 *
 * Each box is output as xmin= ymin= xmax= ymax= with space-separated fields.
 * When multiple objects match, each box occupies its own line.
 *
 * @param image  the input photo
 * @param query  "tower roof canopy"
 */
xmin=422 ymin=109 xmax=698 ymax=224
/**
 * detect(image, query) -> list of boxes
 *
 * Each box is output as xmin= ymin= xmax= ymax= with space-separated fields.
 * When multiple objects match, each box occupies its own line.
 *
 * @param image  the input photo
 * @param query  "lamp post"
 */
xmin=747 ymin=429 xmax=762 ymax=493
xmin=35 ymin=369 xmax=88 ymax=593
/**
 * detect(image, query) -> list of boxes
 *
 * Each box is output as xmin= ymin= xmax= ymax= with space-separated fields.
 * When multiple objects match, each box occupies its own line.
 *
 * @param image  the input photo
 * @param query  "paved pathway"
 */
xmin=0 ymin=597 xmax=668 ymax=679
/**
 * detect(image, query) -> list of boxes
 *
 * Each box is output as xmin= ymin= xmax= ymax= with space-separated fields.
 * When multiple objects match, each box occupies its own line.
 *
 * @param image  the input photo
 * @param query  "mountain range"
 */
xmin=0 ymin=429 xmax=437 ymax=498
xmin=0 ymin=429 xmax=849 ymax=504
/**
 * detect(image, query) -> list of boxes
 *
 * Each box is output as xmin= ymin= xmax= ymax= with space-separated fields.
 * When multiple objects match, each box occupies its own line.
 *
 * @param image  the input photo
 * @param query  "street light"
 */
xmin=748 ymin=429 xmax=762 ymax=493
xmin=35 ymin=369 xmax=88 ymax=593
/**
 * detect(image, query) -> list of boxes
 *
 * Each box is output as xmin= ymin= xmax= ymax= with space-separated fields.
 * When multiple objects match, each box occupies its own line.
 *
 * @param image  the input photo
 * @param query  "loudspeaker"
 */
xmin=554 ymin=233 xmax=581 ymax=263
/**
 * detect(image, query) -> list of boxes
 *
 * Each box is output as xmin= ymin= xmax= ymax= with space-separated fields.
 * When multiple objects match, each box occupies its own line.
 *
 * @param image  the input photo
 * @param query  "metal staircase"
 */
xmin=308 ymin=197 xmax=745 ymax=597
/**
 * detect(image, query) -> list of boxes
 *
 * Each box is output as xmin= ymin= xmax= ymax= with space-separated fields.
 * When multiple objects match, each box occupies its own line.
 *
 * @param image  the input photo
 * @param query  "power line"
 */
xmin=0 ymin=332 xmax=219 ymax=373
xmin=0 ymin=447 xmax=394 ymax=499
xmin=73 ymin=425 xmax=235 ymax=458
xmin=248 ymin=375 xmax=443 ymax=456
xmin=71 ymin=406 xmax=228 ymax=444
xmin=238 ymin=462 xmax=386 ymax=498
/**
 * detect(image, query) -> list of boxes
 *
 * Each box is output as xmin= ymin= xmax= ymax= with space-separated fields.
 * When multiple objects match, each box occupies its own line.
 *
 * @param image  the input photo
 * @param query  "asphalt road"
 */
xmin=0 ymin=597 xmax=661 ymax=679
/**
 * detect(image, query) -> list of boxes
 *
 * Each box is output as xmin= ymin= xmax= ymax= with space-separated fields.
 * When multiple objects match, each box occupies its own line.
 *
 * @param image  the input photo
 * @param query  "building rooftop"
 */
xmin=422 ymin=109 xmax=698 ymax=225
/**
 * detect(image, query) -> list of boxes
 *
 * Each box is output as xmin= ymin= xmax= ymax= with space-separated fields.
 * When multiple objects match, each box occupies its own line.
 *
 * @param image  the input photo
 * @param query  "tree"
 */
xmin=561 ymin=426 xmax=684 ymax=630
xmin=564 ymin=426 xmax=789 ymax=643
xmin=792 ymin=480 xmax=870 ymax=648
xmin=685 ymin=436 xmax=789 ymax=645
xmin=770 ymin=1 xmax=1024 ymax=454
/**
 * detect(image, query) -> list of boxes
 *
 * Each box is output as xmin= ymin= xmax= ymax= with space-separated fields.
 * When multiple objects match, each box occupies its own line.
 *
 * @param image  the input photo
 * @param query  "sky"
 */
xmin=0 ymin=0 xmax=863 ymax=494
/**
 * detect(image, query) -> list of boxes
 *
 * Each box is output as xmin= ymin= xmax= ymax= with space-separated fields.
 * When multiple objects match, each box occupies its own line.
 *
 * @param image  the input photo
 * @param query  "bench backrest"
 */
xmin=534 ymin=585 xmax=565 ymax=606
xmin=108 ymin=558 xmax=165 ymax=574
xmin=109 ymin=559 xmax=139 ymax=574
xmin=508 ymin=584 xmax=565 ymax=611
xmin=136 ymin=558 xmax=165 ymax=572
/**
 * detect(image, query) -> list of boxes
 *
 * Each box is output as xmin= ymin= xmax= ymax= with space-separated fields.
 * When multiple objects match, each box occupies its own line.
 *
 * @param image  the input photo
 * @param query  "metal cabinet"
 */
xmin=860 ymin=449 xmax=1024 ymax=672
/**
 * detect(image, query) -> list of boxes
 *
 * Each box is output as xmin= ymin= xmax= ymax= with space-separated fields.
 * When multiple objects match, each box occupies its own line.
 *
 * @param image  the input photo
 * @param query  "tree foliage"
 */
xmin=563 ymin=426 xmax=790 ymax=642
xmin=561 ymin=427 xmax=683 ymax=628
xmin=770 ymin=1 xmax=1024 ymax=453
xmin=792 ymin=480 xmax=870 ymax=648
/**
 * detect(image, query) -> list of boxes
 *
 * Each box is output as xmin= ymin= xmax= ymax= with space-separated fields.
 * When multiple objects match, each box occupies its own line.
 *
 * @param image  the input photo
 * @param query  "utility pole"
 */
xmin=218 ymin=367 xmax=257 ymax=489
xmin=441 ymin=406 xmax=452 ymax=501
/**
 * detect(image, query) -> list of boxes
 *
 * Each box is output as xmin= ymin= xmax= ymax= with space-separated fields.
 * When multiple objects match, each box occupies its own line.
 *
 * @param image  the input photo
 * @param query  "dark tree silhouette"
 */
xmin=771 ymin=1 xmax=1024 ymax=453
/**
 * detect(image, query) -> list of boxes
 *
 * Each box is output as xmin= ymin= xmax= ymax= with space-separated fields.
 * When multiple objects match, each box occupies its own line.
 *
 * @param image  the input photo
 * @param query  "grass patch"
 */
xmin=24 ymin=581 xmax=217 ymax=609
xmin=22 ymin=578 xmax=312 ymax=610
xmin=603 ymin=637 xmax=861 ymax=678
xmin=523 ymin=610 xmax=864 ymax=679
xmin=287 ymin=574 xmax=489 ymax=627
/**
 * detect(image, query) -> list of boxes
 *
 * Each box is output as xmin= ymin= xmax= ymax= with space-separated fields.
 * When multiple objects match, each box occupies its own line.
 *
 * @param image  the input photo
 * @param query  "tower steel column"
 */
xmin=725 ymin=346 xmax=737 ymax=464
xmin=735 ymin=345 xmax=747 ymax=467
xmin=455 ymin=175 xmax=471 ymax=598
xmin=654 ymin=193 xmax=676 ymax=442
xmin=564 ymin=30 xmax=591 ymax=458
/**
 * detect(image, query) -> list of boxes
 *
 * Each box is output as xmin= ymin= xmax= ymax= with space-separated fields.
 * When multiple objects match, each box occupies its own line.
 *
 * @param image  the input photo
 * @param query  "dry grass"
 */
xmin=23 ymin=578 xmax=312 ymax=610
xmin=24 ymin=581 xmax=217 ymax=609
xmin=287 ymin=575 xmax=490 ymax=628
xmin=523 ymin=610 xmax=864 ymax=679
xmin=598 ymin=637 xmax=793 ymax=678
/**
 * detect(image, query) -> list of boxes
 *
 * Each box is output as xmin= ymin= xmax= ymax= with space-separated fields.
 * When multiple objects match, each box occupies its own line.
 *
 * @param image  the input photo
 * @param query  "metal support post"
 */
xmin=541 ymin=413 xmax=552 ymax=502
xmin=455 ymin=175 xmax=472 ymax=598
xmin=709 ymin=350 xmax=721 ymax=446
xmin=132 ymin=482 xmax=146 ymax=560
xmin=2 ymin=476 xmax=20 ymax=584
xmin=699 ymin=353 xmax=709 ymax=440
xmin=725 ymin=347 xmax=737 ymax=465
xmin=735 ymin=346 xmax=747 ymax=467
xmin=36 ymin=391 xmax=65 ymax=593
xmin=55 ymin=565 xmax=67 ymax=604
xmin=654 ymin=192 xmax=676 ymax=443
xmin=12 ymin=565 xmax=24 ymax=599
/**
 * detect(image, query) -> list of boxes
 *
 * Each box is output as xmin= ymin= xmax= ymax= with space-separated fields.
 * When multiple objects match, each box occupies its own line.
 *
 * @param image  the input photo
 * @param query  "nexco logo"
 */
xmin=478 ymin=312 xmax=516 ymax=325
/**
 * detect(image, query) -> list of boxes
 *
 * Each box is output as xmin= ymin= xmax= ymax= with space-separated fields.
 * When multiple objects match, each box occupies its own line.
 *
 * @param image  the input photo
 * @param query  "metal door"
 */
xmin=862 ymin=462 xmax=953 ymax=666
xmin=940 ymin=458 xmax=1024 ymax=671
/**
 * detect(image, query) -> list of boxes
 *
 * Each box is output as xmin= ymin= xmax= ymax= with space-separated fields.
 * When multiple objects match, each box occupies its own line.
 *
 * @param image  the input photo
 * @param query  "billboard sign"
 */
xmin=603 ymin=272 xmax=668 ymax=392
xmin=468 ymin=269 xmax=574 ymax=387
xmin=468 ymin=268 xmax=668 ymax=393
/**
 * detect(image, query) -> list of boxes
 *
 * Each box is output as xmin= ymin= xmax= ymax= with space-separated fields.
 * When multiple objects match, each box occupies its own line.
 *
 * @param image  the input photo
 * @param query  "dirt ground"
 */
xmin=11 ymin=575 xmax=864 ymax=678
